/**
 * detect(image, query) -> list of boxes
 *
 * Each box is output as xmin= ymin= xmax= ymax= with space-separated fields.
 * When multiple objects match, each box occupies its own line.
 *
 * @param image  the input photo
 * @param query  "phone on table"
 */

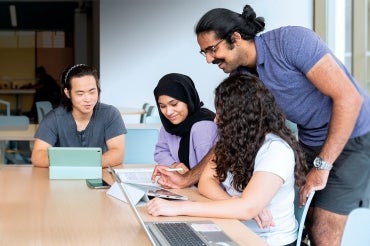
xmin=147 ymin=188 xmax=188 ymax=201
xmin=86 ymin=178 xmax=111 ymax=189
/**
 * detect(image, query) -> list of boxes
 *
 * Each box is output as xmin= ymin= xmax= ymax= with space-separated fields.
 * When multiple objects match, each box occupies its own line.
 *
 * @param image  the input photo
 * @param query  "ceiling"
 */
xmin=0 ymin=1 xmax=89 ymax=31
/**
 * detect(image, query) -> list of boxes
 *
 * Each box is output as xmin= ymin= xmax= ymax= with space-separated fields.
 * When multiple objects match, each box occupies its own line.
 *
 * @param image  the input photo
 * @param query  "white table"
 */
xmin=118 ymin=107 xmax=145 ymax=115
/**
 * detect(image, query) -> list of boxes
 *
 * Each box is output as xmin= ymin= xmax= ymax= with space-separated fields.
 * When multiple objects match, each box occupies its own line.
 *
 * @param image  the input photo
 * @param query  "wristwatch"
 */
xmin=313 ymin=156 xmax=333 ymax=170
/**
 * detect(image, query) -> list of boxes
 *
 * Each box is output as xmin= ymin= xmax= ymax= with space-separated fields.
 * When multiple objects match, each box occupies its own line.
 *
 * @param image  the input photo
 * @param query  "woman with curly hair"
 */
xmin=147 ymin=74 xmax=308 ymax=246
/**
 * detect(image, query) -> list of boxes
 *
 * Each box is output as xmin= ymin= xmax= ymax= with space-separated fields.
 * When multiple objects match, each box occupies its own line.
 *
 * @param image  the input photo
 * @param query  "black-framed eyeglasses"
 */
xmin=199 ymin=39 xmax=224 ymax=57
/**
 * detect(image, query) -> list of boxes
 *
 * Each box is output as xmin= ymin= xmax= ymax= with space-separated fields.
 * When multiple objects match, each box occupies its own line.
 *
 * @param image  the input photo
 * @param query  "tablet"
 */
xmin=48 ymin=147 xmax=102 ymax=179
xmin=147 ymin=188 xmax=188 ymax=201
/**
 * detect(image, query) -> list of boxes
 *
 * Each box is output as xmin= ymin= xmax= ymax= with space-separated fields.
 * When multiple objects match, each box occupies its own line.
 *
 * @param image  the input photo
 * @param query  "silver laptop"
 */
xmin=48 ymin=147 xmax=102 ymax=179
xmin=108 ymin=166 xmax=238 ymax=246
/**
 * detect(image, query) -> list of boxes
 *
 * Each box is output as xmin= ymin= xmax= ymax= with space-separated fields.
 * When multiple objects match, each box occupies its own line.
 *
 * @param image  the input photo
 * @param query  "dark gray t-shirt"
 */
xmin=34 ymin=102 xmax=127 ymax=153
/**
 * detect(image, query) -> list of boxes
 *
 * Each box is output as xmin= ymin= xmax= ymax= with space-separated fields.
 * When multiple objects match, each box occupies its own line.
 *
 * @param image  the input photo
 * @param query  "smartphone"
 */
xmin=86 ymin=179 xmax=111 ymax=189
xmin=147 ymin=188 xmax=188 ymax=201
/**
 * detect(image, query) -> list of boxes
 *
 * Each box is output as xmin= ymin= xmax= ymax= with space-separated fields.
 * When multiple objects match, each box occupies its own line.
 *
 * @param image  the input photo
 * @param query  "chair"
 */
xmin=294 ymin=187 xmax=315 ymax=246
xmin=146 ymin=105 xmax=156 ymax=116
xmin=144 ymin=115 xmax=161 ymax=124
xmin=139 ymin=102 xmax=150 ymax=123
xmin=341 ymin=208 xmax=370 ymax=246
xmin=36 ymin=101 xmax=53 ymax=123
xmin=0 ymin=99 xmax=31 ymax=164
xmin=0 ymin=99 xmax=29 ymax=130
xmin=124 ymin=128 xmax=159 ymax=164
xmin=143 ymin=105 xmax=157 ymax=123
xmin=0 ymin=116 xmax=29 ymax=130
xmin=0 ymin=99 xmax=11 ymax=116
xmin=286 ymin=120 xmax=298 ymax=139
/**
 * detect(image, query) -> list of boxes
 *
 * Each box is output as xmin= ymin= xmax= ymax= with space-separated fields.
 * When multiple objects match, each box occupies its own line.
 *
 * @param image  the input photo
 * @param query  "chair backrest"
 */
xmin=139 ymin=102 xmax=150 ymax=123
xmin=123 ymin=128 xmax=159 ymax=164
xmin=294 ymin=187 xmax=315 ymax=246
xmin=0 ymin=99 xmax=11 ymax=116
xmin=286 ymin=120 xmax=298 ymax=139
xmin=0 ymin=115 xmax=29 ymax=130
xmin=36 ymin=101 xmax=53 ymax=123
xmin=341 ymin=208 xmax=370 ymax=246
xmin=146 ymin=105 xmax=156 ymax=116
xmin=142 ymin=105 xmax=157 ymax=124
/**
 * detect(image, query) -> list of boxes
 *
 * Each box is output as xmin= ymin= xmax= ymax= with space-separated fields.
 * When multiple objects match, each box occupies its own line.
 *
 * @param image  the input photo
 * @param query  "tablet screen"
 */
xmin=147 ymin=188 xmax=188 ymax=201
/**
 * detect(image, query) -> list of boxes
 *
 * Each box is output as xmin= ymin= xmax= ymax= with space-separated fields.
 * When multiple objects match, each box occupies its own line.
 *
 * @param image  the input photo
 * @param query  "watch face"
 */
xmin=314 ymin=157 xmax=332 ymax=170
xmin=314 ymin=157 xmax=321 ymax=168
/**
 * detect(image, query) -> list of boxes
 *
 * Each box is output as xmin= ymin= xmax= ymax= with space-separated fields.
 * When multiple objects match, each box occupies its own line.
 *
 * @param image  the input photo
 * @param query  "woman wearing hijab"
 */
xmin=153 ymin=73 xmax=218 ymax=173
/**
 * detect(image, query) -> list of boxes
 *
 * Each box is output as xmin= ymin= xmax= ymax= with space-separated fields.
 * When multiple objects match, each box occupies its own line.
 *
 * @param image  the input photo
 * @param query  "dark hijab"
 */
xmin=154 ymin=73 xmax=215 ymax=168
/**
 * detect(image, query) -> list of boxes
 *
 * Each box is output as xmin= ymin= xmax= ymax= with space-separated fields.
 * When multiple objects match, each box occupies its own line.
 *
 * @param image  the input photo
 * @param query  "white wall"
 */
xmin=100 ymin=0 xmax=313 ymax=123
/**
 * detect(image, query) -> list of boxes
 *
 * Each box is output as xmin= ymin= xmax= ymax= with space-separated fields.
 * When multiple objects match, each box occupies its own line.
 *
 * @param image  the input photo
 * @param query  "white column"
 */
xmin=326 ymin=0 xmax=346 ymax=63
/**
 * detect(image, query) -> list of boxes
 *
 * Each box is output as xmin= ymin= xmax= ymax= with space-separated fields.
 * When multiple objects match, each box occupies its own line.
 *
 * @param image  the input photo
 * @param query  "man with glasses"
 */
xmin=152 ymin=4 xmax=370 ymax=246
xmin=199 ymin=39 xmax=225 ymax=57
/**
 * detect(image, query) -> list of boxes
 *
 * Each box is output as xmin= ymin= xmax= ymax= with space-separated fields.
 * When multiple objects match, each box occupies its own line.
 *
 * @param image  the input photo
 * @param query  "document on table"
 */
xmin=106 ymin=167 xmax=159 ymax=205
xmin=116 ymin=167 xmax=159 ymax=186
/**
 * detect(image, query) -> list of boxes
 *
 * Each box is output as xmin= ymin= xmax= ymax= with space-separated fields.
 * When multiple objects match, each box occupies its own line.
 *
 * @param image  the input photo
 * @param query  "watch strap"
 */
xmin=314 ymin=156 xmax=333 ymax=170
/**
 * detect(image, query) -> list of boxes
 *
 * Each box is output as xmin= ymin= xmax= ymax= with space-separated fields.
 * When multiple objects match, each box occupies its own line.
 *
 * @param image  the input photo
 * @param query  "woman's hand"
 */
xmin=146 ymin=197 xmax=186 ymax=217
xmin=170 ymin=162 xmax=189 ymax=174
xmin=151 ymin=165 xmax=188 ymax=189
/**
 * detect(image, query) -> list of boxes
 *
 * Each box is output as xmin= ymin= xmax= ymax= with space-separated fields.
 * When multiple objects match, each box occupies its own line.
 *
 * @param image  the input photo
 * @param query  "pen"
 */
xmin=165 ymin=168 xmax=183 ymax=172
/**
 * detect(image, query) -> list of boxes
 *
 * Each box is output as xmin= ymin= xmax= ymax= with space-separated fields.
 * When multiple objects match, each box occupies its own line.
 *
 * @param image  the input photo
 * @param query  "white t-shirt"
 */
xmin=222 ymin=133 xmax=297 ymax=246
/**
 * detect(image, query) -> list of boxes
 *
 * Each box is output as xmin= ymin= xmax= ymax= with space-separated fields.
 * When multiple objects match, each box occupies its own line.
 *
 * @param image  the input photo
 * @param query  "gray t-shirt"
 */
xmin=34 ymin=102 xmax=127 ymax=153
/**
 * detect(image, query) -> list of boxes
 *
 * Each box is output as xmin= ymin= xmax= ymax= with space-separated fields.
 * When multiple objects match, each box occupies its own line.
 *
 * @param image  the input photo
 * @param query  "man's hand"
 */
xmin=254 ymin=208 xmax=275 ymax=229
xmin=300 ymin=169 xmax=329 ymax=206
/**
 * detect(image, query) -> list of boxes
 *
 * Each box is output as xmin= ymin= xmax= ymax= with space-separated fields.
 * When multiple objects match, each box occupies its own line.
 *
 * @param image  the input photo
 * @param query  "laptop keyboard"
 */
xmin=155 ymin=222 xmax=207 ymax=246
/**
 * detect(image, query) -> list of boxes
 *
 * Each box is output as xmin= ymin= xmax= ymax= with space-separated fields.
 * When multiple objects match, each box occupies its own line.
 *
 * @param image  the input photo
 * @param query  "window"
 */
xmin=314 ymin=0 xmax=369 ymax=92
xmin=36 ymin=31 xmax=66 ymax=48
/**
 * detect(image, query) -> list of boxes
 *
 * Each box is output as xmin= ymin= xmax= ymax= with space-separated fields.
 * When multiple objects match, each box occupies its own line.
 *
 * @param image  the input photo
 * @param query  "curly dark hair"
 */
xmin=213 ymin=74 xmax=308 ymax=192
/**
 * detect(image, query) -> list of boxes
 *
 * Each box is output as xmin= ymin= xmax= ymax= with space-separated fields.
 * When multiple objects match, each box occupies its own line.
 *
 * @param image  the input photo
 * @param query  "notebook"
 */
xmin=108 ymin=166 xmax=238 ymax=246
xmin=48 ymin=147 xmax=102 ymax=179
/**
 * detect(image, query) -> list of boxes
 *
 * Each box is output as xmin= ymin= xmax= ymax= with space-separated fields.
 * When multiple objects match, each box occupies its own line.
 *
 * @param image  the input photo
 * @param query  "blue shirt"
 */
xmin=237 ymin=26 xmax=370 ymax=146
xmin=34 ymin=103 xmax=127 ymax=153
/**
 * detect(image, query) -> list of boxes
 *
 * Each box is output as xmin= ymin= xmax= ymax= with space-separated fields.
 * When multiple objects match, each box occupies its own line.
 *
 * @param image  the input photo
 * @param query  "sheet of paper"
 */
xmin=106 ymin=182 xmax=146 ymax=205
xmin=116 ymin=168 xmax=159 ymax=186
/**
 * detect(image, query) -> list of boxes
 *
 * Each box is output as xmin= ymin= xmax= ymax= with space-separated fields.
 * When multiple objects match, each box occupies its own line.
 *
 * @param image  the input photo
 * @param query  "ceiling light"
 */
xmin=9 ymin=5 xmax=17 ymax=27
